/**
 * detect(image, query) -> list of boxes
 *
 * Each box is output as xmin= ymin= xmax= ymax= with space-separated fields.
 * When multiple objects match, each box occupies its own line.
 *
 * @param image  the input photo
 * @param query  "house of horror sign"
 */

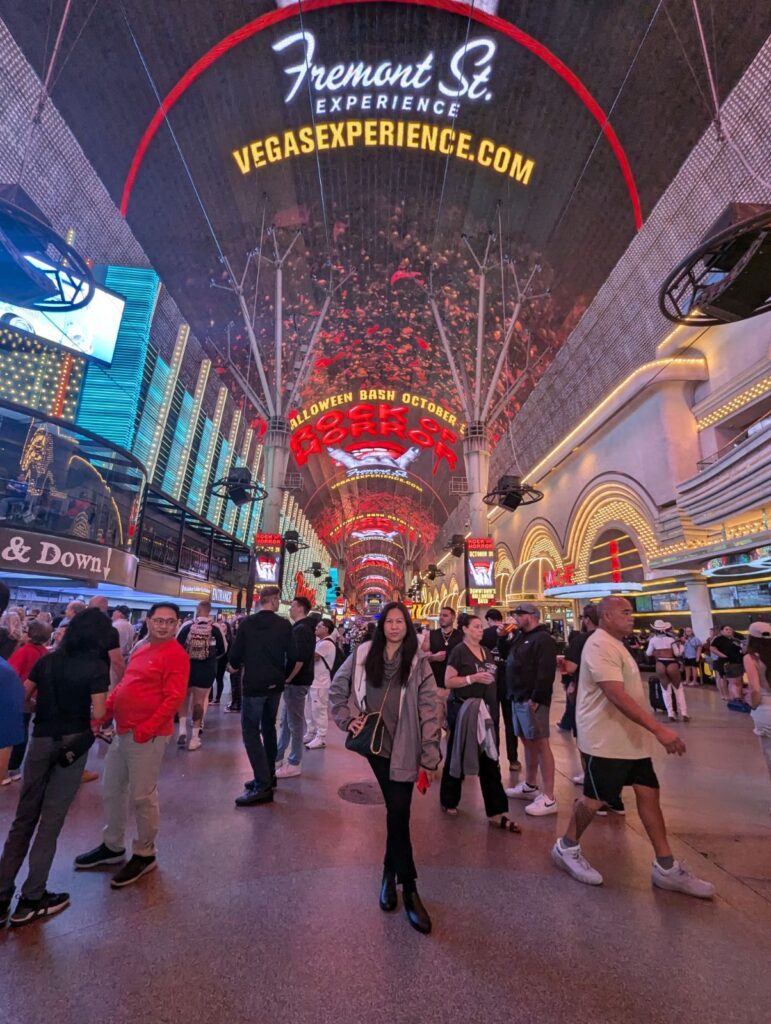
xmin=273 ymin=31 xmax=497 ymax=117
xmin=465 ymin=537 xmax=496 ymax=606
xmin=289 ymin=393 xmax=462 ymax=474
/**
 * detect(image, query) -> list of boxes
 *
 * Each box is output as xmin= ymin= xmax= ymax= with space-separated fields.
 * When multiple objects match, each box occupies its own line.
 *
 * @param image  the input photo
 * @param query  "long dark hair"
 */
xmin=364 ymin=602 xmax=418 ymax=688
xmin=62 ymin=608 xmax=115 ymax=656
xmin=747 ymin=636 xmax=771 ymax=679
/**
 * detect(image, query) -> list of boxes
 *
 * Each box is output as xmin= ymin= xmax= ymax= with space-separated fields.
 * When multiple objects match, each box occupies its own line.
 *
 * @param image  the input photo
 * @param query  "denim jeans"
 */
xmin=0 ymin=735 xmax=88 ymax=901
xmin=276 ymin=685 xmax=310 ymax=766
xmin=241 ymin=692 xmax=282 ymax=791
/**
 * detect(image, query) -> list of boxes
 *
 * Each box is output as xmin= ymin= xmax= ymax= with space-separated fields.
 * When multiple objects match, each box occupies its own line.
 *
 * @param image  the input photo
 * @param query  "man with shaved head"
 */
xmin=551 ymin=596 xmax=715 ymax=898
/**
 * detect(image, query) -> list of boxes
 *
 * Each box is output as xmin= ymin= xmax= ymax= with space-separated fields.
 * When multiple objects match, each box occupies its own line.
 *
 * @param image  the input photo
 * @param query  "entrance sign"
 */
xmin=465 ymin=537 xmax=496 ymax=606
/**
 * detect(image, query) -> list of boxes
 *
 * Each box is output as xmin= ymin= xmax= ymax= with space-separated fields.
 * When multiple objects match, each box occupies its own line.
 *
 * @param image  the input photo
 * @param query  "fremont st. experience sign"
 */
xmin=273 ymin=31 xmax=497 ymax=117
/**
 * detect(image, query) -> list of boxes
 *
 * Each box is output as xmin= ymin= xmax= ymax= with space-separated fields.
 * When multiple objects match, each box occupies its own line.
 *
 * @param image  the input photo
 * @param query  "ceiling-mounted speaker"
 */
xmin=0 ymin=186 xmax=95 ymax=311
xmin=660 ymin=203 xmax=771 ymax=325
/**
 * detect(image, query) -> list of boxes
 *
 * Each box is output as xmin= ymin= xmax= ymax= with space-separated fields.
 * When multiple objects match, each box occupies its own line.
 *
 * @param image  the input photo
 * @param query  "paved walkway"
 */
xmin=1 ymin=686 xmax=769 ymax=1024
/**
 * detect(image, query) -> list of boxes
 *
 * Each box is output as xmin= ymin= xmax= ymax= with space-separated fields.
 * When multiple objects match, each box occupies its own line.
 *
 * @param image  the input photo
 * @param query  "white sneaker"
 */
xmin=525 ymin=794 xmax=558 ymax=816
xmin=275 ymin=763 xmax=302 ymax=779
xmin=188 ymin=734 xmax=202 ymax=751
xmin=572 ymin=773 xmax=585 ymax=785
xmin=652 ymin=860 xmax=715 ymax=899
xmin=551 ymin=838 xmax=603 ymax=885
xmin=303 ymin=733 xmax=315 ymax=745
xmin=306 ymin=737 xmax=326 ymax=749
xmin=505 ymin=781 xmax=541 ymax=800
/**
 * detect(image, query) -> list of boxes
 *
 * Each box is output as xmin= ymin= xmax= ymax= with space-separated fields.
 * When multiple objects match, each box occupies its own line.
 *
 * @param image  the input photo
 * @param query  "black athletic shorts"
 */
xmin=682 ymin=658 xmax=698 ymax=667
xmin=581 ymin=753 xmax=659 ymax=804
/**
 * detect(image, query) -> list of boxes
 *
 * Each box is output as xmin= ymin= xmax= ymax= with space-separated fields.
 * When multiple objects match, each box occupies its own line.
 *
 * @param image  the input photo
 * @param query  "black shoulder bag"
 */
xmin=345 ymin=673 xmax=394 ymax=758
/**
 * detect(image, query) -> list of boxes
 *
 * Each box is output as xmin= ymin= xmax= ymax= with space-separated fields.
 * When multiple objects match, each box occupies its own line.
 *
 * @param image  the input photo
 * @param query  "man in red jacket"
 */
xmin=74 ymin=602 xmax=189 ymax=888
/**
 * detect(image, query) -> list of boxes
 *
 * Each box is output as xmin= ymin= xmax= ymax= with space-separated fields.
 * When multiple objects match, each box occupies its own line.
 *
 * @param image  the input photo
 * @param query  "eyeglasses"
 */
xmin=150 ymin=617 xmax=178 ymax=626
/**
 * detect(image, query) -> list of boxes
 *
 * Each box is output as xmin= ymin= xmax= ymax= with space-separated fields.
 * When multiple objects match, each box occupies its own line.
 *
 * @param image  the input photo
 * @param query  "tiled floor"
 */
xmin=1 ymin=685 xmax=769 ymax=1024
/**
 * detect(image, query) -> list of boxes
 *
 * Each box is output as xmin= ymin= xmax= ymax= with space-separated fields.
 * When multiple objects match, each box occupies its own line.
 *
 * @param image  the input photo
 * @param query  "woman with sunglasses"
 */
xmin=441 ymin=612 xmax=519 ymax=832
xmin=330 ymin=601 xmax=440 ymax=935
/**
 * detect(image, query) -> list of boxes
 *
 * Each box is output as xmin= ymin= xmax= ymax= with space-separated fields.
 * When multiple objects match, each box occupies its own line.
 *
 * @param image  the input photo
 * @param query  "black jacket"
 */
xmin=288 ymin=617 xmax=316 ymax=687
xmin=505 ymin=624 xmax=558 ymax=706
xmin=228 ymin=610 xmax=293 ymax=696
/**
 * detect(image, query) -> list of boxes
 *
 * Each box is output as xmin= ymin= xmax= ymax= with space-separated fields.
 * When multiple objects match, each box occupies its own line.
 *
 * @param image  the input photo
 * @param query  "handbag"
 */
xmin=46 ymin=669 xmax=95 ymax=768
xmin=345 ymin=673 xmax=394 ymax=758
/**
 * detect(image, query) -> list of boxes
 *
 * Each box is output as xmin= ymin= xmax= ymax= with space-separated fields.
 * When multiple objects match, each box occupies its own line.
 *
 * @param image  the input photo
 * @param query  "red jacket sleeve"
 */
xmin=133 ymin=649 xmax=190 ymax=743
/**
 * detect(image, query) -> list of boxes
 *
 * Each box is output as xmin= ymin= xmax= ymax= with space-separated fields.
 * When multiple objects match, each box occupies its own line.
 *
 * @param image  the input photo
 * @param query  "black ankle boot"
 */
xmin=379 ymin=872 xmax=397 ymax=912
xmin=402 ymin=886 xmax=431 ymax=934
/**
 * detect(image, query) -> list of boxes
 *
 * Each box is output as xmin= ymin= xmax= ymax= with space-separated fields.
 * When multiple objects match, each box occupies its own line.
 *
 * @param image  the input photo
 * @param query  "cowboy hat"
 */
xmin=652 ymin=619 xmax=672 ymax=631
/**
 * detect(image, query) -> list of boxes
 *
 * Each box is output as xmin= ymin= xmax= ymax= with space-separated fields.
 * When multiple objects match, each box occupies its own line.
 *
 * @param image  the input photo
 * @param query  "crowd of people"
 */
xmin=1 ymin=581 xmax=769 ymax=934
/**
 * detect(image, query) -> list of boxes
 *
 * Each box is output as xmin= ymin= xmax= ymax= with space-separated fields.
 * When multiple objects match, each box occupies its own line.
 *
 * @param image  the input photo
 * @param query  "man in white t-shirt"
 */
xmin=551 ymin=596 xmax=715 ymax=899
xmin=303 ymin=619 xmax=338 ymax=750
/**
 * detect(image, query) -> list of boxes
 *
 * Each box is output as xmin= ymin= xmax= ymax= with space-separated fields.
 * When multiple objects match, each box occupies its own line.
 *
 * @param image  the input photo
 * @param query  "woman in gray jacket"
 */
xmin=330 ymin=602 xmax=440 ymax=935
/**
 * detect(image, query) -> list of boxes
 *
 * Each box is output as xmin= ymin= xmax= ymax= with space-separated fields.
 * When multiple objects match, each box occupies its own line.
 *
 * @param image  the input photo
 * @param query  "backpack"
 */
xmin=320 ymin=640 xmax=345 ymax=679
xmin=185 ymin=619 xmax=213 ymax=661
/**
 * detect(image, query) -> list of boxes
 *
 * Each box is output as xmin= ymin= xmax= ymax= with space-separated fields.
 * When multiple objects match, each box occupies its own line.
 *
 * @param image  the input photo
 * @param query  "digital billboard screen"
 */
xmin=465 ymin=537 xmax=496 ymax=606
xmin=253 ymin=533 xmax=284 ymax=587
xmin=0 ymin=284 xmax=125 ymax=366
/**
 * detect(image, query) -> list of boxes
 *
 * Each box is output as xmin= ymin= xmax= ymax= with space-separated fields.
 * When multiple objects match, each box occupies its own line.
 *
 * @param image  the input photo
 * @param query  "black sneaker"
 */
xmin=235 ymin=787 xmax=273 ymax=807
xmin=10 ymin=890 xmax=70 ymax=926
xmin=74 ymin=843 xmax=126 ymax=869
xmin=110 ymin=854 xmax=157 ymax=889
xmin=0 ymin=896 xmax=10 ymax=926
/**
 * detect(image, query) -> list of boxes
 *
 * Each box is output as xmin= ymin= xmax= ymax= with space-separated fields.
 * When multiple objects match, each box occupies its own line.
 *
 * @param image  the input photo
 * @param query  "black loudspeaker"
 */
xmin=450 ymin=534 xmax=465 ymax=558
xmin=497 ymin=476 xmax=524 ymax=510
xmin=226 ymin=467 xmax=253 ymax=505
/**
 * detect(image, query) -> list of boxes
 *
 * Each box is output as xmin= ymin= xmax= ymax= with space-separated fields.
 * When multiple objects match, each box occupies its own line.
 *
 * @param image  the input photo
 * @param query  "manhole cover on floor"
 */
xmin=338 ymin=781 xmax=385 ymax=805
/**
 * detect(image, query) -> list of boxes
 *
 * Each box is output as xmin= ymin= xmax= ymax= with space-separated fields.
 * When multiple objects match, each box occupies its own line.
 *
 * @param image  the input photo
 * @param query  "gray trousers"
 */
xmin=0 ymin=735 xmax=88 ymax=901
xmin=276 ymin=686 xmax=310 ymax=766
xmin=103 ymin=732 xmax=170 ymax=857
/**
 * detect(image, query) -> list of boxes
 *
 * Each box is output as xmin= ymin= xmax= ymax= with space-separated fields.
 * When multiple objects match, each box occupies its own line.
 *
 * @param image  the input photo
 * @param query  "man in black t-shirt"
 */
xmin=710 ymin=625 xmax=744 ymax=701
xmin=422 ymin=607 xmax=463 ymax=731
xmin=482 ymin=609 xmax=520 ymax=772
xmin=422 ymin=607 xmax=463 ymax=687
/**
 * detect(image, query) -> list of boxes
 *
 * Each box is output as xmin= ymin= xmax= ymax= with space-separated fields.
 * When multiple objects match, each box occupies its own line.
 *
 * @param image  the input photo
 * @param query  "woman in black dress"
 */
xmin=441 ymin=612 xmax=519 ymax=832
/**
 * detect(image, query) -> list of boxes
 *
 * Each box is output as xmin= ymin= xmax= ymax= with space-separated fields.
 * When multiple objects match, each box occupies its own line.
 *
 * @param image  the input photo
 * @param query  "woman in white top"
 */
xmin=744 ymin=621 xmax=771 ymax=804
xmin=646 ymin=620 xmax=688 ymax=722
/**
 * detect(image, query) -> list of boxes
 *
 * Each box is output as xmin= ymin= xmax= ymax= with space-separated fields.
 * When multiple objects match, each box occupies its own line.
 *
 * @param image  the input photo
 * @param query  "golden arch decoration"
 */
xmin=566 ymin=481 xmax=657 ymax=583
xmin=518 ymin=522 xmax=564 ymax=569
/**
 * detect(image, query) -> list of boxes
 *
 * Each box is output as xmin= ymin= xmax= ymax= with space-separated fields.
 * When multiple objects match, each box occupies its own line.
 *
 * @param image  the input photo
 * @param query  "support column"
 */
xmin=463 ymin=421 xmax=491 ymax=538
xmin=261 ymin=417 xmax=291 ymax=535
xmin=683 ymin=573 xmax=714 ymax=640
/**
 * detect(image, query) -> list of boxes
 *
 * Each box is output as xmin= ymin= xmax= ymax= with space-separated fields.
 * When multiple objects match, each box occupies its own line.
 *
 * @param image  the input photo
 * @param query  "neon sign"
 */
xmin=290 ymin=402 xmax=460 ymax=474
xmin=543 ymin=565 xmax=575 ymax=589
xmin=253 ymin=532 xmax=283 ymax=585
xmin=272 ymin=31 xmax=497 ymax=117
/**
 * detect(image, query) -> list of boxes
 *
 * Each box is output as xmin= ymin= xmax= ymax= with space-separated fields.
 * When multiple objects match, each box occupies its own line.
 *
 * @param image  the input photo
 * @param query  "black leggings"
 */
xmin=367 ymin=755 xmax=416 ymax=884
xmin=440 ymin=702 xmax=509 ymax=817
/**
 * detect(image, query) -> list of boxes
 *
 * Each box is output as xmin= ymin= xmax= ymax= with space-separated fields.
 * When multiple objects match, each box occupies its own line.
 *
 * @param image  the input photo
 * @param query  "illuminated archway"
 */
xmin=566 ymin=479 xmax=657 ymax=583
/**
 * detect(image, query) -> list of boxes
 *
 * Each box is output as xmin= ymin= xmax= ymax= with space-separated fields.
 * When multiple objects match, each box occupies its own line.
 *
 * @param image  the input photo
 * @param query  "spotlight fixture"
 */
xmin=210 ymin=467 xmax=267 ymax=506
xmin=424 ymin=563 xmax=446 ymax=582
xmin=283 ymin=529 xmax=309 ymax=555
xmin=310 ymin=561 xmax=328 ymax=579
xmin=447 ymin=534 xmax=465 ymax=558
xmin=483 ymin=475 xmax=543 ymax=512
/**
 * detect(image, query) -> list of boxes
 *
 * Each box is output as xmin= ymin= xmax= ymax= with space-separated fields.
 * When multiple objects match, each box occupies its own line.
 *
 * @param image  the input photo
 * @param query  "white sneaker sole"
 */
xmin=652 ymin=874 xmax=714 ymax=899
xmin=551 ymin=845 xmax=603 ymax=886
xmin=525 ymin=802 xmax=558 ymax=816
xmin=506 ymin=790 xmax=541 ymax=800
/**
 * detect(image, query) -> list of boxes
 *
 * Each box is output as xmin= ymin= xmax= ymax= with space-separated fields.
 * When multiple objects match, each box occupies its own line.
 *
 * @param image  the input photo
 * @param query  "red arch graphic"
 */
xmin=120 ymin=0 xmax=642 ymax=229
